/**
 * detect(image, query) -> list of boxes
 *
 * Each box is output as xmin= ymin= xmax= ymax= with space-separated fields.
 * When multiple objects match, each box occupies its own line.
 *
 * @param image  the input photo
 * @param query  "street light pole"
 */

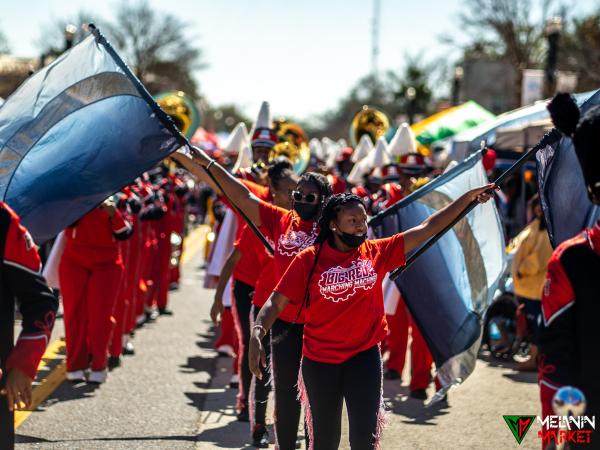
xmin=451 ymin=66 xmax=464 ymax=106
xmin=406 ymin=86 xmax=416 ymax=124
xmin=544 ymin=17 xmax=562 ymax=98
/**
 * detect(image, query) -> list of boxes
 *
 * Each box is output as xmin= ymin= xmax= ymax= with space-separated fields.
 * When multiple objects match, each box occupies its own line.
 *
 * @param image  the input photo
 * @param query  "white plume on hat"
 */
xmin=346 ymin=137 xmax=390 ymax=184
xmin=321 ymin=137 xmax=339 ymax=164
xmin=388 ymin=123 xmax=417 ymax=157
xmin=252 ymin=101 xmax=272 ymax=133
xmin=223 ymin=122 xmax=249 ymax=154
xmin=351 ymin=134 xmax=374 ymax=163
xmin=232 ymin=142 xmax=253 ymax=174
xmin=309 ymin=138 xmax=324 ymax=160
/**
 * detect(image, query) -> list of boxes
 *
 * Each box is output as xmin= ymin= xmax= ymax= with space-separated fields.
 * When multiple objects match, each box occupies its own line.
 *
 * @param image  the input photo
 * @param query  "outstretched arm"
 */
xmin=402 ymin=184 xmax=496 ymax=254
xmin=171 ymin=148 xmax=262 ymax=225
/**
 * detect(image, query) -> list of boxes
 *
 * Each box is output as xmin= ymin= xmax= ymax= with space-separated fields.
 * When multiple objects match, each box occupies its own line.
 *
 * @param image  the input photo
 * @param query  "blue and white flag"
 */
xmin=369 ymin=151 xmax=506 ymax=395
xmin=536 ymin=89 xmax=600 ymax=247
xmin=0 ymin=26 xmax=186 ymax=243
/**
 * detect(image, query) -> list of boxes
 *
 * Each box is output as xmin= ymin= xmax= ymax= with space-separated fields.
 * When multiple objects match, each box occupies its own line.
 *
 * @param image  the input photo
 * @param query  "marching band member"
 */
xmin=0 ymin=202 xmax=57 ymax=449
xmin=249 ymin=184 xmax=495 ymax=449
xmin=59 ymin=198 xmax=132 ymax=384
xmin=172 ymin=147 xmax=333 ymax=450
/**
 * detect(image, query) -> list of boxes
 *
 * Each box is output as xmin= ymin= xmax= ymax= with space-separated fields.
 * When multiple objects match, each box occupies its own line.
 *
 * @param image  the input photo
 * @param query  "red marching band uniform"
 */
xmin=0 ymin=202 xmax=57 ymax=448
xmin=59 ymin=205 xmax=132 ymax=375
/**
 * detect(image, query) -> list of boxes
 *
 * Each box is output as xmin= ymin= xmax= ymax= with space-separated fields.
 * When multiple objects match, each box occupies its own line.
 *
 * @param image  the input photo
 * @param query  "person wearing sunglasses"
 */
xmin=248 ymin=187 xmax=495 ymax=450
xmin=172 ymin=148 xmax=333 ymax=450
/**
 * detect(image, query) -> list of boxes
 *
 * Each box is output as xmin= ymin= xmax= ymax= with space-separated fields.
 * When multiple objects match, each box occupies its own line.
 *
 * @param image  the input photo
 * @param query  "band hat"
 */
xmin=346 ymin=137 xmax=390 ymax=184
xmin=372 ymin=163 xmax=402 ymax=182
xmin=321 ymin=137 xmax=341 ymax=167
xmin=388 ymin=122 xmax=416 ymax=157
xmin=309 ymin=137 xmax=325 ymax=161
xmin=223 ymin=122 xmax=249 ymax=154
xmin=232 ymin=142 xmax=254 ymax=173
xmin=251 ymin=127 xmax=278 ymax=149
xmin=399 ymin=152 xmax=429 ymax=175
xmin=351 ymin=134 xmax=374 ymax=163
xmin=371 ymin=136 xmax=392 ymax=167
xmin=251 ymin=100 xmax=272 ymax=134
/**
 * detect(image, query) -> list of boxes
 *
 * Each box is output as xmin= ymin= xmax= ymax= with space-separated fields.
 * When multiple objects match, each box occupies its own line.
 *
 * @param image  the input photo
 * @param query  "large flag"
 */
xmin=537 ymin=89 xmax=600 ymax=247
xmin=0 ymin=26 xmax=186 ymax=243
xmin=369 ymin=151 xmax=506 ymax=397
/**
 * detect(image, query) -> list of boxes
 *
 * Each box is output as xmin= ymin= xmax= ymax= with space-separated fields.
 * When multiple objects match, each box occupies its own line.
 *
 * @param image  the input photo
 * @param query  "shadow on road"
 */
xmin=382 ymin=381 xmax=450 ymax=425
xmin=16 ymin=434 xmax=198 ymax=444
xmin=195 ymin=419 xmax=258 ymax=449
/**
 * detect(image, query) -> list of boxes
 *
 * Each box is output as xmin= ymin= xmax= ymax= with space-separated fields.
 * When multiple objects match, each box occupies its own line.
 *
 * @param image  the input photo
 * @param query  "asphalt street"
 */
xmin=15 ymin=246 xmax=542 ymax=449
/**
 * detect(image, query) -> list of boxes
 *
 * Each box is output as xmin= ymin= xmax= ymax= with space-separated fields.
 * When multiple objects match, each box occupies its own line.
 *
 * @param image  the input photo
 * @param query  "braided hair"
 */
xmin=267 ymin=157 xmax=294 ymax=190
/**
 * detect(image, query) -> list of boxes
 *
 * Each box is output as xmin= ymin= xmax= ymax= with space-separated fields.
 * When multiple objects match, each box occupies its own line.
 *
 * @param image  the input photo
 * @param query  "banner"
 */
xmin=0 ymin=26 xmax=185 ymax=243
xmin=370 ymin=151 xmax=506 ymax=396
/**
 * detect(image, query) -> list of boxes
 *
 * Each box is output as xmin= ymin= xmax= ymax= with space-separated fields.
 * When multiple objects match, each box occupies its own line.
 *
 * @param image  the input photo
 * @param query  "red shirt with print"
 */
xmin=258 ymin=201 xmax=320 ymax=323
xmin=252 ymin=258 xmax=276 ymax=308
xmin=229 ymin=181 xmax=272 ymax=286
xmin=233 ymin=223 xmax=273 ymax=288
xmin=275 ymin=234 xmax=406 ymax=363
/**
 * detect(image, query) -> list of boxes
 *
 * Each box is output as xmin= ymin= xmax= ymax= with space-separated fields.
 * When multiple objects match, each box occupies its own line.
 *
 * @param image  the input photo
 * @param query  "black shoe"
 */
xmin=158 ymin=308 xmax=173 ymax=316
xmin=252 ymin=425 xmax=270 ymax=448
xmin=236 ymin=407 xmax=249 ymax=422
xmin=122 ymin=341 xmax=135 ymax=356
xmin=107 ymin=356 xmax=121 ymax=370
xmin=169 ymin=282 xmax=179 ymax=291
xmin=145 ymin=310 xmax=159 ymax=322
xmin=384 ymin=369 xmax=401 ymax=380
xmin=409 ymin=389 xmax=428 ymax=400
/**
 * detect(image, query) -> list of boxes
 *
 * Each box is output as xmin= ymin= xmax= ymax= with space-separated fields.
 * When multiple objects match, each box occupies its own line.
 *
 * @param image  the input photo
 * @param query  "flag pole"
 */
xmin=389 ymin=128 xmax=561 ymax=281
xmin=88 ymin=23 xmax=274 ymax=256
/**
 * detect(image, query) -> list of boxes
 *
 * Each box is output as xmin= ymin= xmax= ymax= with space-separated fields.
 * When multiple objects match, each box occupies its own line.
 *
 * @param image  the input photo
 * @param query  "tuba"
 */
xmin=350 ymin=105 xmax=390 ymax=147
xmin=271 ymin=119 xmax=311 ymax=175
xmin=155 ymin=91 xmax=200 ymax=139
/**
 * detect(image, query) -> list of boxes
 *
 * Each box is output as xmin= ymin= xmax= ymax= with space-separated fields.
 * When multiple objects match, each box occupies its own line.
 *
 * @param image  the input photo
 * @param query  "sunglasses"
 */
xmin=292 ymin=190 xmax=319 ymax=204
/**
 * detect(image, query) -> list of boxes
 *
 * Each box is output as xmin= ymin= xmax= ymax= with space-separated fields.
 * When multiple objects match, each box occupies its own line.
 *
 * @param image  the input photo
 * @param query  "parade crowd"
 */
xmin=3 ymin=94 xmax=599 ymax=450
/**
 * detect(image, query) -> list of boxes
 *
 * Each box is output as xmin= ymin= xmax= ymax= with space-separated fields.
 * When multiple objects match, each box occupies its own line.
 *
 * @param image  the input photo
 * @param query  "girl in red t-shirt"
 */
xmin=211 ymin=159 xmax=298 ymax=447
xmin=248 ymin=188 xmax=495 ymax=449
xmin=173 ymin=148 xmax=334 ymax=449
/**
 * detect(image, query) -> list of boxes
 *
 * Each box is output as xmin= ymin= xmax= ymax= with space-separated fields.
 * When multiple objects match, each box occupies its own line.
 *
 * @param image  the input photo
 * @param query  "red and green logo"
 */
xmin=503 ymin=415 xmax=536 ymax=444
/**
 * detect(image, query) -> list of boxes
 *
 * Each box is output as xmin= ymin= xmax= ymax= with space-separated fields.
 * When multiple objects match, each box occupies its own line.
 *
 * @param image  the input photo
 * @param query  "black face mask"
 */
xmin=294 ymin=202 xmax=319 ymax=221
xmin=338 ymin=231 xmax=367 ymax=248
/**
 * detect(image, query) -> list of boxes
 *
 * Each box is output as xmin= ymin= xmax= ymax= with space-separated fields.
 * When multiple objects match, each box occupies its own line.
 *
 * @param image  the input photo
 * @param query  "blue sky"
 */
xmin=1 ymin=0 xmax=598 ymax=120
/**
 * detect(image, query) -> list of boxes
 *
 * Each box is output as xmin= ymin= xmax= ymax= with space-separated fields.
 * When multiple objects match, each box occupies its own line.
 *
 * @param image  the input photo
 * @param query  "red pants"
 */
xmin=385 ymin=310 xmax=409 ymax=374
xmin=60 ymin=246 xmax=123 ymax=371
xmin=214 ymin=306 xmax=239 ymax=374
xmin=384 ymin=301 xmax=435 ymax=391
xmin=409 ymin=319 xmax=434 ymax=391
xmin=157 ymin=231 xmax=171 ymax=310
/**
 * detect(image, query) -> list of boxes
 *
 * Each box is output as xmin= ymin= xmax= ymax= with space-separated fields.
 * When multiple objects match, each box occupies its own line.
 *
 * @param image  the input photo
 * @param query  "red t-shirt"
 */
xmin=258 ymin=201 xmax=319 ymax=323
xmin=252 ymin=257 xmax=276 ymax=308
xmin=233 ymin=223 xmax=273 ymax=287
xmin=274 ymin=234 xmax=406 ymax=363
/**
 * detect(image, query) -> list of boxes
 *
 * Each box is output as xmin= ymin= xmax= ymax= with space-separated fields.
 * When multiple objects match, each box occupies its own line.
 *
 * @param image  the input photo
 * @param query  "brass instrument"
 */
xmin=271 ymin=119 xmax=310 ymax=175
xmin=350 ymin=105 xmax=390 ymax=147
xmin=155 ymin=91 xmax=200 ymax=139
